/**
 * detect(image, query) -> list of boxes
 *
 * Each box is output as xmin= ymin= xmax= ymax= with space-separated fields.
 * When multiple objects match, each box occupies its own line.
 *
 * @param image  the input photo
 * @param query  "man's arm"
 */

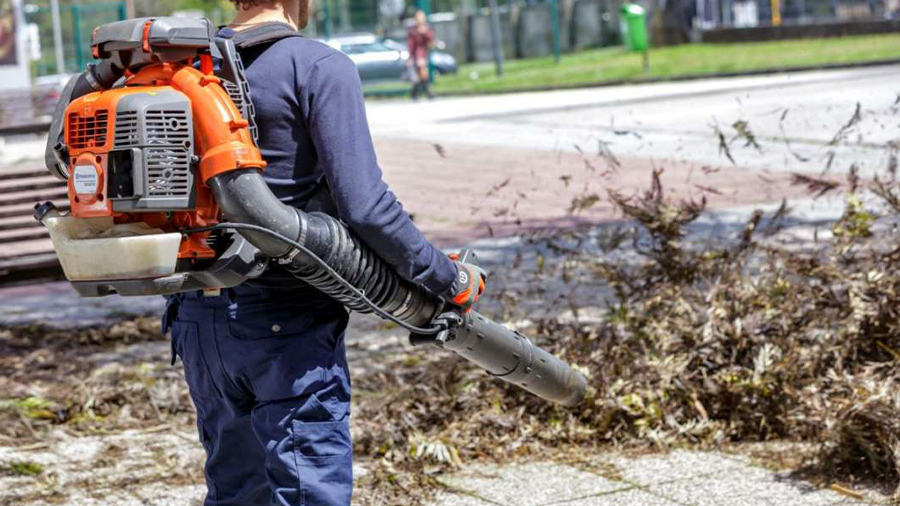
xmin=407 ymin=31 xmax=416 ymax=55
xmin=302 ymin=52 xmax=456 ymax=295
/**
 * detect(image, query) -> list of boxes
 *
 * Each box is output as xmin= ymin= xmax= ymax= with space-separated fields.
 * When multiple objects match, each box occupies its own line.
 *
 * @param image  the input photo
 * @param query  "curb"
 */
xmin=365 ymin=58 xmax=900 ymax=99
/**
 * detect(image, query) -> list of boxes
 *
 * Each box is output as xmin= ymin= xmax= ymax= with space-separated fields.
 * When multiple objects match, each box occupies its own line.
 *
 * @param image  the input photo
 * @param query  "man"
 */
xmin=163 ymin=1 xmax=484 ymax=505
xmin=0 ymin=2 xmax=15 ymax=65
xmin=406 ymin=9 xmax=434 ymax=100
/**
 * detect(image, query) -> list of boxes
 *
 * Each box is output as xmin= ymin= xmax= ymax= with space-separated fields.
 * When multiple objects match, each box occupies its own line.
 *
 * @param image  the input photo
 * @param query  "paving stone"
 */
xmin=549 ymin=488 xmax=683 ymax=506
xmin=426 ymin=491 xmax=502 ymax=506
xmin=439 ymin=462 xmax=629 ymax=506
xmin=649 ymin=466 xmax=859 ymax=506
xmin=603 ymin=450 xmax=747 ymax=486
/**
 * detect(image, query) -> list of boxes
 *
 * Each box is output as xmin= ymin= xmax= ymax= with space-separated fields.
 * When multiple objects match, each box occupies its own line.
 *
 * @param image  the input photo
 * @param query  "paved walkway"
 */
xmin=367 ymin=65 xmax=898 ymax=179
xmin=428 ymin=450 xmax=887 ymax=506
xmin=0 ymin=433 xmax=886 ymax=506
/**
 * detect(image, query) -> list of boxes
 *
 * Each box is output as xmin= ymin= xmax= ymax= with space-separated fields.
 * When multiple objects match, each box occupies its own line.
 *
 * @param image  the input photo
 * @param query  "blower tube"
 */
xmin=208 ymin=170 xmax=588 ymax=407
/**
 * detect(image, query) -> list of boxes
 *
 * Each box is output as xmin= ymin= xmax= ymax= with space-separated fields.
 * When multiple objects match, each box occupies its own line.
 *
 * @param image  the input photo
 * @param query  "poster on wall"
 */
xmin=0 ymin=0 xmax=17 ymax=66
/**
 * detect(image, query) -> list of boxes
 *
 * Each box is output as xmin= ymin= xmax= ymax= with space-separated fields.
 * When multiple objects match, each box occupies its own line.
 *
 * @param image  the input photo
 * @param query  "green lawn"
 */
xmin=365 ymin=33 xmax=900 ymax=96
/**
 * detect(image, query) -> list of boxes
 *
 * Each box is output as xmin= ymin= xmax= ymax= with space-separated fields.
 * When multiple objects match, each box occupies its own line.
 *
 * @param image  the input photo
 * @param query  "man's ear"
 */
xmin=298 ymin=0 xmax=313 ymax=30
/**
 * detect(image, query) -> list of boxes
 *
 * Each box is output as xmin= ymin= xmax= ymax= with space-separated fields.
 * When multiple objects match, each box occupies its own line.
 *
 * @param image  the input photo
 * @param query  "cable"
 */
xmin=182 ymin=223 xmax=447 ymax=336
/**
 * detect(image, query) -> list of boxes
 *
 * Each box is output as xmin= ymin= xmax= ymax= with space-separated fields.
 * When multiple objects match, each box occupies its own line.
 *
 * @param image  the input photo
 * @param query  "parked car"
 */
xmin=33 ymin=73 xmax=76 ymax=119
xmin=324 ymin=33 xmax=458 ymax=83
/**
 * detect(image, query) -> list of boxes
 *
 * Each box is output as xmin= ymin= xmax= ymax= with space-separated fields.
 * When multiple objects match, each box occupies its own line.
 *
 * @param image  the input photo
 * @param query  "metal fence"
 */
xmin=693 ymin=0 xmax=897 ymax=30
xmin=309 ymin=0 xmax=576 ymax=38
xmin=24 ymin=1 xmax=126 ymax=76
xmin=307 ymin=0 xmax=381 ymax=37
xmin=307 ymin=0 xmax=499 ymax=38
xmin=310 ymin=0 xmax=897 ymax=45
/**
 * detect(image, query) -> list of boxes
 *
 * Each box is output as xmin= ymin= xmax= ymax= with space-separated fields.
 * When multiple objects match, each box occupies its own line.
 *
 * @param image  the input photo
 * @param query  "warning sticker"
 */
xmin=73 ymin=165 xmax=99 ymax=194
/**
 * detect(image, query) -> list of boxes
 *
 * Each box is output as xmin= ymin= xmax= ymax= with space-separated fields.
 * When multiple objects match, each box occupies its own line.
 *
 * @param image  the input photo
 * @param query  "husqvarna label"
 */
xmin=73 ymin=165 xmax=98 ymax=194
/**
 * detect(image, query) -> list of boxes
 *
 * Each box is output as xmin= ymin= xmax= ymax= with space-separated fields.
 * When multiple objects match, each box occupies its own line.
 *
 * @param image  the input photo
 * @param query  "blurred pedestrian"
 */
xmin=0 ymin=2 xmax=15 ymax=65
xmin=887 ymin=0 xmax=900 ymax=18
xmin=407 ymin=10 xmax=435 ymax=100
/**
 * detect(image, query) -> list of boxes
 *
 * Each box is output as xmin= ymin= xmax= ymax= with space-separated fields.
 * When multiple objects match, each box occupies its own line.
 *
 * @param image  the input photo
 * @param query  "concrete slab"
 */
xmin=428 ymin=491 xmax=502 ymax=506
xmin=424 ymin=451 xmax=889 ymax=506
xmin=603 ymin=450 xmax=748 ymax=486
xmin=439 ymin=462 xmax=630 ymax=506
xmin=554 ymin=488 xmax=683 ymax=506
xmin=648 ymin=465 xmax=864 ymax=506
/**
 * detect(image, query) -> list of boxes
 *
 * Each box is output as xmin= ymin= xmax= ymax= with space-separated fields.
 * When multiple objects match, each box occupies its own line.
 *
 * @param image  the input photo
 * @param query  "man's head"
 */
xmin=229 ymin=0 xmax=314 ymax=29
xmin=414 ymin=10 xmax=427 ymax=27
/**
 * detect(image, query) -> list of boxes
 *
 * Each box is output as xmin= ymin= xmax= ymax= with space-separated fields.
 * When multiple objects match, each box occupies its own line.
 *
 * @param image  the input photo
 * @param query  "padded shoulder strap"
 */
xmin=223 ymin=22 xmax=304 ymax=49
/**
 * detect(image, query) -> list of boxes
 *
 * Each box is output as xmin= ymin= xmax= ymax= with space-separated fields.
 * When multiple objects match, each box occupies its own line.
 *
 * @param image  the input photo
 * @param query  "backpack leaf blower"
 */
xmin=34 ymin=17 xmax=587 ymax=407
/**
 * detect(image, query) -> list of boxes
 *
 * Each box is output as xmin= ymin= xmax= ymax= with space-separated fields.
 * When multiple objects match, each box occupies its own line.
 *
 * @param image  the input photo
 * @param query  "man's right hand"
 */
xmin=444 ymin=255 xmax=486 ymax=313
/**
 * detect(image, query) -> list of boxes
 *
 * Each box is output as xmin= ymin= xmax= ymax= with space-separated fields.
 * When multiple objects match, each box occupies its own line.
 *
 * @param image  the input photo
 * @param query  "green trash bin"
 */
xmin=620 ymin=3 xmax=648 ymax=52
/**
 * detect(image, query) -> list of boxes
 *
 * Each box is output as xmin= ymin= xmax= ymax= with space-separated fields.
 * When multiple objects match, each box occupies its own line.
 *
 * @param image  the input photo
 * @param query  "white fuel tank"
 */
xmin=42 ymin=213 xmax=181 ymax=281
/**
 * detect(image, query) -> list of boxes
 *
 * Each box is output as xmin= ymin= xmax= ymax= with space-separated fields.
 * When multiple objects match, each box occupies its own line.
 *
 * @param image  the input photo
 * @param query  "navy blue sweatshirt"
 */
xmin=219 ymin=28 xmax=456 ymax=296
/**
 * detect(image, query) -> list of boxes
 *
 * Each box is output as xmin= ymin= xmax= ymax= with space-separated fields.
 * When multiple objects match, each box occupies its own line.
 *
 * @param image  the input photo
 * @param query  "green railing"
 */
xmin=310 ymin=0 xmax=473 ymax=39
xmin=25 ymin=1 xmax=126 ymax=76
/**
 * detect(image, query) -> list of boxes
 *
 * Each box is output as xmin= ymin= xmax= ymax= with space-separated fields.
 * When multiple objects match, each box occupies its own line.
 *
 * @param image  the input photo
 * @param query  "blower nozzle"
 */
xmin=424 ymin=311 xmax=587 ymax=407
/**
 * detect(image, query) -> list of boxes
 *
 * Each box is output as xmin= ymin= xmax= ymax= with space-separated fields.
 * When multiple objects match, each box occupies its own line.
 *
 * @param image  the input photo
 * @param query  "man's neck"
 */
xmin=229 ymin=4 xmax=298 ymax=30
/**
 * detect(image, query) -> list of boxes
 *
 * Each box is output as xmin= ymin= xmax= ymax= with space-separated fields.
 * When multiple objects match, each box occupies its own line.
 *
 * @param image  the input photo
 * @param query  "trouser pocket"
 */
xmin=292 ymin=419 xmax=353 ymax=506
xmin=171 ymin=319 xmax=224 ymax=400
xmin=162 ymin=296 xmax=181 ymax=365
xmin=196 ymin=419 xmax=219 ymax=500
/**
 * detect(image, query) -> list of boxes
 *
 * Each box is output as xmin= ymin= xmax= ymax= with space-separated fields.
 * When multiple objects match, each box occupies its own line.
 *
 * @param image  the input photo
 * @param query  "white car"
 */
xmin=325 ymin=33 xmax=458 ymax=83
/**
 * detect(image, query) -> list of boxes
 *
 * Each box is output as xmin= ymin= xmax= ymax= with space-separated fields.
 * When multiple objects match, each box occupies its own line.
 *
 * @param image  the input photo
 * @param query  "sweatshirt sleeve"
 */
xmin=301 ymin=51 xmax=456 ymax=295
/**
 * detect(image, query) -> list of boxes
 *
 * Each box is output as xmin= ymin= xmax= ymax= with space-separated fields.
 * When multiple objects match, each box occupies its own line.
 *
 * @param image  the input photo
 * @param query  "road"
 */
xmin=365 ymin=64 xmax=898 ymax=242
xmin=370 ymin=64 xmax=898 ymax=176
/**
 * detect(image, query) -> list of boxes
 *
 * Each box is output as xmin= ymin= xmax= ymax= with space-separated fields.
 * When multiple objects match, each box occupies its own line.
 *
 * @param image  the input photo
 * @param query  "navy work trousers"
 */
xmin=162 ymin=285 xmax=353 ymax=506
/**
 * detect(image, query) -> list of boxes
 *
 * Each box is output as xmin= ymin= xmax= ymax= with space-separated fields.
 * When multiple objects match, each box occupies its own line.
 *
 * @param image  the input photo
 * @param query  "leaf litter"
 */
xmin=3 ymin=110 xmax=900 ymax=506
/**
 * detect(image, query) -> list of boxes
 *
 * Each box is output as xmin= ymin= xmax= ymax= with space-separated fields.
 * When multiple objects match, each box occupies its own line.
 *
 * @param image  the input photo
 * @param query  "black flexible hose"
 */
xmin=206 ymin=169 xmax=588 ymax=406
xmin=184 ymin=223 xmax=587 ymax=407
xmin=183 ymin=222 xmax=447 ymax=336
xmin=209 ymin=170 xmax=441 ymax=328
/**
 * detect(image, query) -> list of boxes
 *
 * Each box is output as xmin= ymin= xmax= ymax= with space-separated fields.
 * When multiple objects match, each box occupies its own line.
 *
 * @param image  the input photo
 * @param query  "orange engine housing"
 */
xmin=63 ymin=59 xmax=266 ymax=260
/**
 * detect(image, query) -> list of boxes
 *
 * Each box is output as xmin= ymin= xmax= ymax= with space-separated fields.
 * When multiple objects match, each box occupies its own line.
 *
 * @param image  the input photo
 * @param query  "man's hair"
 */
xmin=229 ymin=0 xmax=277 ymax=9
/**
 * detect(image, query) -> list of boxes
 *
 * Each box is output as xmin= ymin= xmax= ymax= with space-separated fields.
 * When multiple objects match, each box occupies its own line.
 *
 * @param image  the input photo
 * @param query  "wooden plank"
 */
xmin=0 ymin=175 xmax=65 ymax=193
xmin=0 ymin=201 xmax=68 ymax=220
xmin=0 ymin=254 xmax=63 ymax=288
xmin=0 ymin=227 xmax=50 ymax=245
xmin=0 ymin=215 xmax=42 ymax=232
xmin=0 ymin=187 xmax=68 ymax=206
xmin=0 ymin=166 xmax=47 ymax=181
xmin=0 ymin=252 xmax=58 ymax=270
xmin=0 ymin=238 xmax=55 ymax=260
